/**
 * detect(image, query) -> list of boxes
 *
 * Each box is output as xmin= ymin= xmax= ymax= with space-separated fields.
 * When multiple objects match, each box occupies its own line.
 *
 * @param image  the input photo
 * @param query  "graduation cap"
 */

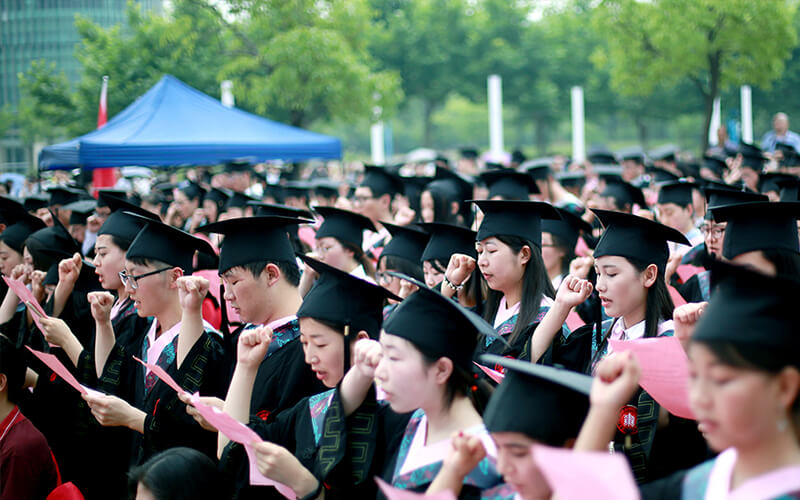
xmin=587 ymin=146 xmax=617 ymax=165
xmin=47 ymin=186 xmax=87 ymax=207
xmin=23 ymin=194 xmax=49 ymax=213
xmin=520 ymin=158 xmax=554 ymax=181
xmin=25 ymin=217 xmax=81 ymax=270
xmin=460 ymin=148 xmax=480 ymax=160
xmin=223 ymin=159 xmax=254 ymax=174
xmin=555 ymin=171 xmax=586 ymax=189
xmin=542 ymin=207 xmax=592 ymax=252
xmin=0 ymin=196 xmax=29 ymax=223
xmin=297 ymin=254 xmax=399 ymax=339
xmin=600 ymin=177 xmax=646 ymax=210
xmin=431 ymin=166 xmax=474 ymax=201
xmin=702 ymin=155 xmax=728 ymax=178
xmin=125 ymin=214 xmax=216 ymax=273
xmin=695 ymin=260 xmax=800 ymax=361
xmin=62 ymin=199 xmax=97 ymax=225
xmin=0 ymin=213 xmax=46 ymax=254
xmin=703 ymin=187 xmax=767 ymax=213
xmin=592 ymin=209 xmax=690 ymax=272
xmin=479 ymin=170 xmax=539 ymax=200
xmin=97 ymin=195 xmax=160 ymax=246
xmin=709 ymin=201 xmax=800 ymax=259
xmin=738 ymin=142 xmax=766 ymax=171
xmin=383 ymin=273 xmax=498 ymax=371
xmin=95 ymin=189 xmax=129 ymax=208
xmin=778 ymin=177 xmax=800 ymax=202
xmin=197 ymin=216 xmax=310 ymax=273
xmin=649 ymin=144 xmax=678 ymax=163
xmin=617 ymin=146 xmax=645 ymax=163
xmin=758 ymin=172 xmax=798 ymax=195
xmin=311 ymin=179 xmax=341 ymax=199
xmin=656 ymin=181 xmax=698 ymax=207
xmin=360 ymin=166 xmax=404 ymax=198
xmin=379 ymin=222 xmax=429 ymax=264
xmin=224 ymin=191 xmax=257 ymax=211
xmin=313 ymin=206 xmax=376 ymax=249
xmin=263 ymin=183 xmax=286 ymax=204
xmin=647 ymin=167 xmax=680 ymax=184
xmin=481 ymin=354 xmax=591 ymax=445
xmin=472 ymin=200 xmax=560 ymax=247
xmin=677 ymin=160 xmax=701 ymax=179
xmin=283 ymin=180 xmax=312 ymax=200
xmin=205 ymin=187 xmax=231 ymax=206
xmin=176 ymin=180 xmax=206 ymax=201
xmin=419 ymin=222 xmax=477 ymax=263
xmin=247 ymin=201 xmax=313 ymax=220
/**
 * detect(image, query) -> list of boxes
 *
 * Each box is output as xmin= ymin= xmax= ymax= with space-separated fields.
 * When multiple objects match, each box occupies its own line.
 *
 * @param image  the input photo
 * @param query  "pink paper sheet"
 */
xmin=676 ymin=264 xmax=704 ymax=283
xmin=26 ymin=346 xmax=97 ymax=396
xmin=3 ymin=276 xmax=48 ymax=334
xmin=473 ymin=362 xmax=504 ymax=384
xmin=375 ymin=477 xmax=457 ymax=500
xmin=189 ymin=396 xmax=294 ymax=498
xmin=609 ymin=337 xmax=695 ymax=419
xmin=132 ymin=356 xmax=186 ymax=395
xmin=566 ymin=310 xmax=585 ymax=331
xmin=531 ymin=444 xmax=639 ymax=500
xmin=668 ymin=285 xmax=687 ymax=306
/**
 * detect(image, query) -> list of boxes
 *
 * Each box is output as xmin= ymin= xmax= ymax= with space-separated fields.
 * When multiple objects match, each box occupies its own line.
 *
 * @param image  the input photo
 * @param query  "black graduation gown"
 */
xmin=219 ymin=321 xmax=326 ymax=500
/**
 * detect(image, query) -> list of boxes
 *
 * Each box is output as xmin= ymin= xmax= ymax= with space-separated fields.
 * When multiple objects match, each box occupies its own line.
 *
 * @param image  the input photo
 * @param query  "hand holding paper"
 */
xmin=609 ymin=336 xmax=695 ymax=419
xmin=531 ymin=444 xmax=640 ymax=500
xmin=4 ymin=276 xmax=48 ymax=334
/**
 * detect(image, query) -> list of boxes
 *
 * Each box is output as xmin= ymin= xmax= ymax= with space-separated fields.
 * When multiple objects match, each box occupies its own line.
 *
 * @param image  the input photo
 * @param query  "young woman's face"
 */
xmin=202 ymin=199 xmax=219 ymax=223
xmin=423 ymin=260 xmax=444 ymax=289
xmin=377 ymin=258 xmax=402 ymax=299
xmin=594 ymin=256 xmax=648 ymax=320
xmin=476 ymin=237 xmax=527 ymax=295
xmin=92 ymin=235 xmax=126 ymax=290
xmin=0 ymin=241 xmax=23 ymax=276
xmin=374 ymin=332 xmax=440 ymax=414
xmin=299 ymin=317 xmax=345 ymax=388
xmin=420 ymin=191 xmax=435 ymax=223
xmin=174 ymin=191 xmax=198 ymax=219
xmin=221 ymin=266 xmax=271 ymax=324
xmin=731 ymin=250 xmax=777 ymax=276
xmin=540 ymin=232 xmax=566 ymax=275
xmin=492 ymin=432 xmax=550 ymax=500
xmin=316 ymin=236 xmax=353 ymax=271
xmin=688 ymin=343 xmax=788 ymax=453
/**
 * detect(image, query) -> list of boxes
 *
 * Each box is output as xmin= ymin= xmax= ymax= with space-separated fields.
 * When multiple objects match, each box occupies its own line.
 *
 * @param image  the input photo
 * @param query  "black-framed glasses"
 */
xmin=119 ymin=267 xmax=172 ymax=289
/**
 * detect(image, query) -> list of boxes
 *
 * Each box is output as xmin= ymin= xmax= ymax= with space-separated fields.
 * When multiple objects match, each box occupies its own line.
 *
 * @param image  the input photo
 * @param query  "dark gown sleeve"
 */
xmin=639 ymin=469 xmax=687 ymax=500
xmin=678 ymin=274 xmax=704 ymax=304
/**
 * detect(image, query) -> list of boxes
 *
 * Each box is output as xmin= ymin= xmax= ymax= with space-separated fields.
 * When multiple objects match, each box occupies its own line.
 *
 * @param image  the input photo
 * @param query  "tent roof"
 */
xmin=39 ymin=75 xmax=341 ymax=170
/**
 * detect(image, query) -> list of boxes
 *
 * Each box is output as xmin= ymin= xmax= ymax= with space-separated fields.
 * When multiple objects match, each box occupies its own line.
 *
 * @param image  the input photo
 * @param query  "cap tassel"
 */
xmin=344 ymin=324 xmax=350 ymax=337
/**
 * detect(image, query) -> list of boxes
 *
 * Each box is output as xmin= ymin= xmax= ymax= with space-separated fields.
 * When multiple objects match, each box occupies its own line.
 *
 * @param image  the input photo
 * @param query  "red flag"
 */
xmin=93 ymin=76 xmax=115 ymax=191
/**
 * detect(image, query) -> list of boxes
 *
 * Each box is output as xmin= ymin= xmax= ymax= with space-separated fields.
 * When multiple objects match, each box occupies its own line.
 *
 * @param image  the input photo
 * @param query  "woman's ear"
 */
xmin=0 ymin=373 xmax=7 ymax=394
xmin=776 ymin=366 xmax=800 ymax=413
xmin=433 ymin=357 xmax=454 ymax=386
xmin=518 ymin=245 xmax=532 ymax=266
xmin=642 ymin=263 xmax=658 ymax=288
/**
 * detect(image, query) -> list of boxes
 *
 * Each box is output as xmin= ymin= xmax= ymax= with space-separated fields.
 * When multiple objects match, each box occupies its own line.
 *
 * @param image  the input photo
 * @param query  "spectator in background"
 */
xmin=761 ymin=112 xmax=800 ymax=152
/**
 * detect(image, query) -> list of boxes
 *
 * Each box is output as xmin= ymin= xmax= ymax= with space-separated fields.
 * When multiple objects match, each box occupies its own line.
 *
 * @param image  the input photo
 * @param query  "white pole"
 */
xmin=221 ymin=80 xmax=234 ymax=108
xmin=708 ymin=97 xmax=721 ymax=146
xmin=741 ymin=86 xmax=753 ymax=144
xmin=571 ymin=86 xmax=585 ymax=163
xmin=488 ymin=75 xmax=504 ymax=158
xmin=371 ymin=121 xmax=385 ymax=165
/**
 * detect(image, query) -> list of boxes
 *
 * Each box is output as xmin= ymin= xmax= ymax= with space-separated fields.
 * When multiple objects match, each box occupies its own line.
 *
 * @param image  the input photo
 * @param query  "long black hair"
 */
xmin=424 ymin=187 xmax=461 ymax=225
xmin=431 ymin=258 xmax=485 ymax=313
xmin=629 ymin=257 xmax=674 ymax=339
xmin=482 ymin=235 xmax=554 ymax=346
xmin=128 ymin=447 xmax=230 ymax=500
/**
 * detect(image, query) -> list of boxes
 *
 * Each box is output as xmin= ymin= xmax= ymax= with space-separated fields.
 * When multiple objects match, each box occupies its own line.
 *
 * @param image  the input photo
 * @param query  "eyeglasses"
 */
xmin=352 ymin=195 xmax=375 ymax=203
xmin=700 ymin=225 xmax=725 ymax=240
xmin=375 ymin=271 xmax=394 ymax=285
xmin=119 ymin=267 xmax=172 ymax=289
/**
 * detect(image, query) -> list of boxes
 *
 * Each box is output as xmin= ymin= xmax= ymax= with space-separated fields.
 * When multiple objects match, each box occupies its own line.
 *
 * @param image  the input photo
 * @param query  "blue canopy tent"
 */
xmin=39 ymin=75 xmax=341 ymax=170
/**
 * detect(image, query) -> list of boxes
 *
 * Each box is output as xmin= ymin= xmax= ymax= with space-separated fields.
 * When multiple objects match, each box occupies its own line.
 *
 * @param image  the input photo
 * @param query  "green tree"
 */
xmin=17 ymin=61 xmax=76 ymax=144
xmin=593 ymin=0 xmax=798 ymax=152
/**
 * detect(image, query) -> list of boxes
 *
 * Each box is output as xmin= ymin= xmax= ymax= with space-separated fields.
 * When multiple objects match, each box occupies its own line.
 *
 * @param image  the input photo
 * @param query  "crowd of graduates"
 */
xmin=0 ymin=137 xmax=799 ymax=500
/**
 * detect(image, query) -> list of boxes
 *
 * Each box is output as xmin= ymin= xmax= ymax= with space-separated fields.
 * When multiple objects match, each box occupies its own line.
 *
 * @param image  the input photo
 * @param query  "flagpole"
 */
xmin=92 ymin=75 xmax=116 ymax=193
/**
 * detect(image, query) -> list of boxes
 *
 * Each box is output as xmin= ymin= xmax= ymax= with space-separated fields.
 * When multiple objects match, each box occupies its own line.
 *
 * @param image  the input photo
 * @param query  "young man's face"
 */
xmin=352 ymin=186 xmax=386 ymax=222
xmin=657 ymin=202 xmax=693 ymax=234
xmin=221 ymin=266 xmax=272 ymax=325
xmin=124 ymin=260 xmax=175 ymax=318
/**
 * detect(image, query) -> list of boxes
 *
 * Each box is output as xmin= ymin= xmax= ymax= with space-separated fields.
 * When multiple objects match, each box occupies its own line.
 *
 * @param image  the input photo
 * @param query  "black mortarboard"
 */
xmin=649 ymin=144 xmax=678 ymax=163
xmin=587 ymin=146 xmax=617 ymax=165
xmin=738 ymin=142 xmax=766 ymax=171
xmin=0 ymin=196 xmax=29 ymax=223
xmin=479 ymin=170 xmax=539 ymax=200
xmin=709 ymin=201 xmax=800 ymax=259
xmin=95 ymin=189 xmax=129 ymax=208
xmin=98 ymin=195 xmax=160 ymax=246
xmin=511 ymin=150 xmax=527 ymax=165
xmin=297 ymin=255 xmax=399 ymax=338
xmin=247 ymin=201 xmax=314 ymax=220
xmin=380 ymin=222 xmax=429 ymax=264
xmin=481 ymin=354 xmax=591 ymax=445
xmin=23 ymin=194 xmax=49 ymax=213
xmin=419 ymin=222 xmax=477 ymax=263
xmin=618 ymin=146 xmax=645 ymax=163
xmin=383 ymin=274 xmax=496 ymax=371
xmin=197 ymin=216 xmax=309 ymax=273
xmin=63 ymin=199 xmax=97 ymax=225
xmin=25 ymin=217 xmax=81 ymax=270
xmin=223 ymin=159 xmax=254 ymax=174
xmin=592 ymin=209 xmax=690 ymax=272
xmin=555 ymin=171 xmax=586 ymax=189
xmin=520 ymin=158 xmax=553 ymax=181
xmin=205 ymin=187 xmax=231 ymax=205
xmin=177 ymin=180 xmax=206 ymax=201
xmin=778 ymin=177 xmax=800 ymax=202
xmin=432 ymin=167 xmax=474 ymax=201
xmin=460 ymin=148 xmax=480 ymax=160
xmin=600 ymin=177 xmax=646 ymax=209
xmin=360 ymin=166 xmax=404 ymax=198
xmin=703 ymin=187 xmax=767 ymax=213
xmin=778 ymin=143 xmax=800 ymax=167
xmin=472 ymin=200 xmax=560 ymax=247
xmin=313 ymin=206 xmax=376 ymax=249
xmin=542 ymin=207 xmax=592 ymax=251
xmin=648 ymin=167 xmax=680 ymax=184
xmin=224 ymin=191 xmax=257 ymax=211
xmin=0 ymin=213 xmax=46 ymax=254
xmin=283 ymin=180 xmax=312 ymax=200
xmin=702 ymin=155 xmax=728 ymax=177
xmin=311 ymin=179 xmax=341 ymax=199
xmin=657 ymin=181 xmax=697 ymax=207
xmin=695 ymin=260 xmax=799 ymax=364
xmin=677 ymin=160 xmax=700 ymax=179
xmin=47 ymin=186 xmax=86 ymax=207
xmin=126 ymin=214 xmax=216 ymax=273
xmin=758 ymin=172 xmax=798 ymax=195
xmin=263 ymin=184 xmax=286 ymax=204
xmin=484 ymin=161 xmax=507 ymax=171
